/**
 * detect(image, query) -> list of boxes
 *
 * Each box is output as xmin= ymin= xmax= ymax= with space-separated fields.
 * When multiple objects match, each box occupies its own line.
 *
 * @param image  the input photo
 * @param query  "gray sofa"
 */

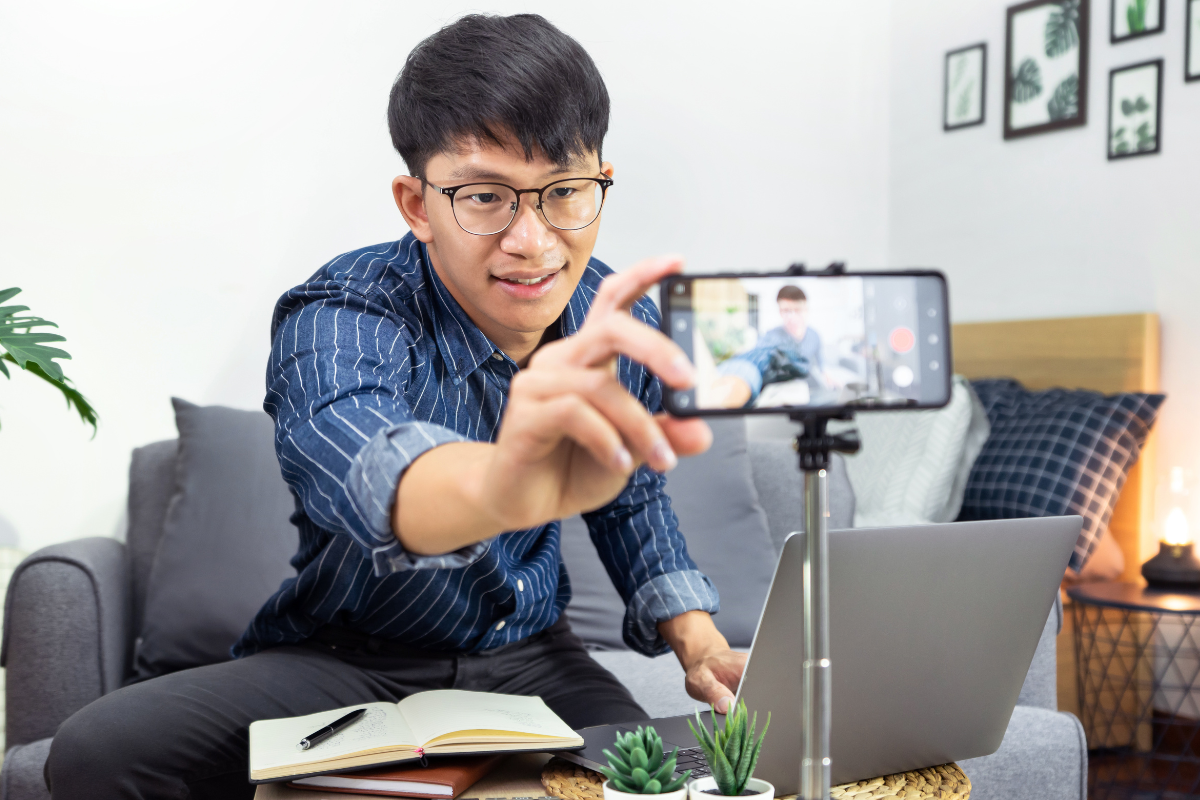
xmin=1 ymin=418 xmax=1085 ymax=800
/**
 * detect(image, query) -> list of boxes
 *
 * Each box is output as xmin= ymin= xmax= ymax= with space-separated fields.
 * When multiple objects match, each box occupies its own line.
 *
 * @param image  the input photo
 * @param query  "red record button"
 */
xmin=889 ymin=326 xmax=915 ymax=354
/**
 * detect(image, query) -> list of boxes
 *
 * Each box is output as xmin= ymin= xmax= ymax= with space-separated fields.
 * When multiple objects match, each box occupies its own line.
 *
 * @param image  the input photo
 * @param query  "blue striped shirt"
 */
xmin=233 ymin=233 xmax=719 ymax=659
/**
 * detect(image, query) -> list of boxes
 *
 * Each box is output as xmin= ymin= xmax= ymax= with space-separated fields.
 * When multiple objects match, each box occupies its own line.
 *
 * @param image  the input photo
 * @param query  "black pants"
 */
xmin=44 ymin=618 xmax=647 ymax=799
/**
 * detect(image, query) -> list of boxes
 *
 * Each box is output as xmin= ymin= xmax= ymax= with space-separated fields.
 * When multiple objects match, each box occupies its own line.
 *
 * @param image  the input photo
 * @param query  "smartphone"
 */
xmin=659 ymin=270 xmax=951 ymax=417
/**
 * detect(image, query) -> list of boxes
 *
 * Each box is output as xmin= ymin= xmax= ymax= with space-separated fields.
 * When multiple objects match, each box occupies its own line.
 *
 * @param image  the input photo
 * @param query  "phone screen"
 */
xmin=660 ymin=272 xmax=951 ymax=416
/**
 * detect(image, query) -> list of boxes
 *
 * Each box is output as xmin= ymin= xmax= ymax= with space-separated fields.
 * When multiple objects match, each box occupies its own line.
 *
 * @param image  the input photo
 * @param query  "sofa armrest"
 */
xmin=1 ymin=538 xmax=131 ymax=746
xmin=1016 ymin=594 xmax=1062 ymax=711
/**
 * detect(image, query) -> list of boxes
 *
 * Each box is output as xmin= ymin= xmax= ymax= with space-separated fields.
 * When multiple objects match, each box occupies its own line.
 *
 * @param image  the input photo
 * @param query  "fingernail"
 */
xmin=716 ymin=696 xmax=732 ymax=714
xmin=671 ymin=355 xmax=696 ymax=385
xmin=612 ymin=446 xmax=633 ymax=473
xmin=652 ymin=440 xmax=677 ymax=471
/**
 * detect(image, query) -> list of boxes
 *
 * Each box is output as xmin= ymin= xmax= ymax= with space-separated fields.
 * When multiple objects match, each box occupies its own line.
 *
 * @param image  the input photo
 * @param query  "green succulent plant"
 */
xmin=0 ymin=287 xmax=97 ymax=434
xmin=599 ymin=726 xmax=690 ymax=795
xmin=688 ymin=701 xmax=770 ymax=797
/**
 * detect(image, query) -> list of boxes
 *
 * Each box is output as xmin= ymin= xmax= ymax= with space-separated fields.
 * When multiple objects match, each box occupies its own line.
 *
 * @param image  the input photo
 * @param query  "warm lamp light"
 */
xmin=1165 ymin=507 xmax=1192 ymax=546
xmin=1144 ymin=483 xmax=1200 ymax=589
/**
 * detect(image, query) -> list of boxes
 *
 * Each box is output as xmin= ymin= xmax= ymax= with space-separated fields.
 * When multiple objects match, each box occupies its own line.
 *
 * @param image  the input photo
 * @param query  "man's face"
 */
xmin=778 ymin=298 xmax=809 ymax=339
xmin=394 ymin=137 xmax=612 ymax=348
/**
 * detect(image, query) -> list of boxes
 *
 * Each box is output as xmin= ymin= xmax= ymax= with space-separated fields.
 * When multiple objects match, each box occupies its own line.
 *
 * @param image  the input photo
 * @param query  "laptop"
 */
xmin=561 ymin=516 xmax=1081 ymax=791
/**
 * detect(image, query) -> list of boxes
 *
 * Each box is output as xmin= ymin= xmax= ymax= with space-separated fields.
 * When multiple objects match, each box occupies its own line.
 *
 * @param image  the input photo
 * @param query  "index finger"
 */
xmin=588 ymin=255 xmax=684 ymax=317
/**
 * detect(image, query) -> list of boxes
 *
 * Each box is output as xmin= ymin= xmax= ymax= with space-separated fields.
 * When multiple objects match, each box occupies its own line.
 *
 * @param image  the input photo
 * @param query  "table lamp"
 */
xmin=1142 ymin=467 xmax=1200 ymax=590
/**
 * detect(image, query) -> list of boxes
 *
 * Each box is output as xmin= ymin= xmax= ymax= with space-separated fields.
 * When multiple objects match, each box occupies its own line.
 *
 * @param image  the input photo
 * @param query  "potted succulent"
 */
xmin=598 ymin=725 xmax=691 ymax=800
xmin=687 ymin=700 xmax=772 ymax=799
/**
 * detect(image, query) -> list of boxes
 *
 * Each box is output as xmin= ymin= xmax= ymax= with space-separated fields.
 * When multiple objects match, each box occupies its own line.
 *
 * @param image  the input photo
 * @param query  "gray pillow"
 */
xmin=132 ymin=399 xmax=298 ymax=681
xmin=561 ymin=418 xmax=777 ymax=651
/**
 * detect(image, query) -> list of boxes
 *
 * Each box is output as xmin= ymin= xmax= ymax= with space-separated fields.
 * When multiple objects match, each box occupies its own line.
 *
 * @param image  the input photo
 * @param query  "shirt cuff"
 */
xmin=717 ymin=358 xmax=764 ymax=403
xmin=623 ymin=569 xmax=721 ymax=656
xmin=344 ymin=420 xmax=488 ymax=576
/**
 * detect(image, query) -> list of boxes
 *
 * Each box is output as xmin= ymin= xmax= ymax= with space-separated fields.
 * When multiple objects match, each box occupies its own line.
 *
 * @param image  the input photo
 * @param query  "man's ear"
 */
xmin=393 ymin=176 xmax=433 ymax=243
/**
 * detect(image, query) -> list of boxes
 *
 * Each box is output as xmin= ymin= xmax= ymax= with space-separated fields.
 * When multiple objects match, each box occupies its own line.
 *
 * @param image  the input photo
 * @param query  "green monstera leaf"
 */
xmin=1127 ymin=0 xmax=1148 ymax=32
xmin=0 ymin=287 xmax=97 ymax=434
xmin=1121 ymin=95 xmax=1151 ymax=116
xmin=1045 ymin=0 xmax=1081 ymax=57
xmin=1012 ymin=59 xmax=1043 ymax=103
xmin=1047 ymin=74 xmax=1079 ymax=120
xmin=1136 ymin=121 xmax=1156 ymax=150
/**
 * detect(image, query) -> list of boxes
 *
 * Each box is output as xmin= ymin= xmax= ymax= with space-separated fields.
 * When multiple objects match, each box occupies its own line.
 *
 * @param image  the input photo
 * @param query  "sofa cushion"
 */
xmin=960 ymin=380 xmax=1164 ymax=571
xmin=840 ymin=375 xmax=989 ymax=527
xmin=126 ymin=439 xmax=179 ymax=636
xmin=562 ymin=418 xmax=776 ymax=651
xmin=132 ymin=399 xmax=297 ymax=681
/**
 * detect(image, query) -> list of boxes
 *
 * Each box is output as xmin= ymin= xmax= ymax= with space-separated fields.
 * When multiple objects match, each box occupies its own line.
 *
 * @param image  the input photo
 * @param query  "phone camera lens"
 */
xmin=929 ymin=360 xmax=940 ymax=371
xmin=927 ymin=308 xmax=937 ymax=317
xmin=675 ymin=392 xmax=691 ymax=408
xmin=674 ymin=319 xmax=688 ymax=332
xmin=928 ymin=334 xmax=939 ymax=345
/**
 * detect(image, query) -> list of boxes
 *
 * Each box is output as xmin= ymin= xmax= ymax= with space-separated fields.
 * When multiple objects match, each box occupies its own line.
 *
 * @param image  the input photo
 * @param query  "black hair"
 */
xmin=778 ymin=286 xmax=808 ymax=303
xmin=387 ymin=14 xmax=610 ymax=179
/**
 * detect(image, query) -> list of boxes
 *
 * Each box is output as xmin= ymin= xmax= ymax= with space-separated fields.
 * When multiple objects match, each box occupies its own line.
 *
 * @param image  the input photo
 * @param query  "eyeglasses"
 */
xmin=427 ymin=176 xmax=614 ymax=236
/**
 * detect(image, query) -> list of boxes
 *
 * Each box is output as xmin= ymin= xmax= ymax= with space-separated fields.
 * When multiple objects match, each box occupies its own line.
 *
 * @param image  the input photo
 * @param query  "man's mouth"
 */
xmin=506 ymin=274 xmax=553 ymax=286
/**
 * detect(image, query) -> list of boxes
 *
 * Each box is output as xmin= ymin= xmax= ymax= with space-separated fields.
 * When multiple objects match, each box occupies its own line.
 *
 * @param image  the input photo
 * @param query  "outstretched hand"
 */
xmin=481 ymin=256 xmax=712 ymax=531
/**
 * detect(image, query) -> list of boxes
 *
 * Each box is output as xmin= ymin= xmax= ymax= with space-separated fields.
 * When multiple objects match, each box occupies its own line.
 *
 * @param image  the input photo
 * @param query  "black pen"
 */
xmin=299 ymin=708 xmax=367 ymax=750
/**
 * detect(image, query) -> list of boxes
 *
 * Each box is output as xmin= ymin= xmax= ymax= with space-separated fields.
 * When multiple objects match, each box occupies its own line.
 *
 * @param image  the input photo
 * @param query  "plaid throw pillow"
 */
xmin=959 ymin=379 xmax=1165 ymax=572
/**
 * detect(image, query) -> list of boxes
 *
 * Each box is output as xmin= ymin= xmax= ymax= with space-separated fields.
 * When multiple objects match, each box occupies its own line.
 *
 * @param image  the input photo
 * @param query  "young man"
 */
xmin=709 ymin=285 xmax=829 ymax=408
xmin=45 ymin=14 xmax=745 ymax=800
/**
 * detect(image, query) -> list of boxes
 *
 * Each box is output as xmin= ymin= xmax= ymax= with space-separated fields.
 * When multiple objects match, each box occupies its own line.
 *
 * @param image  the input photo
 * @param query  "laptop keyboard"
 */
xmin=672 ymin=746 xmax=711 ymax=778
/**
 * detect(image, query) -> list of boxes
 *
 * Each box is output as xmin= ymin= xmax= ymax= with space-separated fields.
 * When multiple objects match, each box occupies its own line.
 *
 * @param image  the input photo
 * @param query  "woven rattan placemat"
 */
xmin=540 ymin=757 xmax=970 ymax=800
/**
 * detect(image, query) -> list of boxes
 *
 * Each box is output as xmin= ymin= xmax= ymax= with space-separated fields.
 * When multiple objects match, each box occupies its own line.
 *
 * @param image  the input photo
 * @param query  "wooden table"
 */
xmin=255 ymin=753 xmax=970 ymax=799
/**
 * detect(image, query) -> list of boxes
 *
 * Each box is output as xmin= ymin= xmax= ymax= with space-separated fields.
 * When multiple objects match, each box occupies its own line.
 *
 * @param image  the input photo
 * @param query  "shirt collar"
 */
xmin=419 ymin=241 xmax=500 ymax=386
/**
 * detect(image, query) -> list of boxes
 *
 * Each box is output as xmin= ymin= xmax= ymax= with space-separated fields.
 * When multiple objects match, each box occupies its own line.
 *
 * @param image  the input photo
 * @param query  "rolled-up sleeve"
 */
xmin=266 ymin=282 xmax=485 ymax=577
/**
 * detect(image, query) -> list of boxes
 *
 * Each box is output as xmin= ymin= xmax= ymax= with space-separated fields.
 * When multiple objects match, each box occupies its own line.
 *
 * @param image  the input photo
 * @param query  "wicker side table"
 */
xmin=541 ymin=757 xmax=970 ymax=800
xmin=1069 ymin=581 xmax=1200 ymax=799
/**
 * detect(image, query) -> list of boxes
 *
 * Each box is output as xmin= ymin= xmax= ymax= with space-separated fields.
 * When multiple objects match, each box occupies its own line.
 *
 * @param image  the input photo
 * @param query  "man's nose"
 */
xmin=500 ymin=195 xmax=556 ymax=256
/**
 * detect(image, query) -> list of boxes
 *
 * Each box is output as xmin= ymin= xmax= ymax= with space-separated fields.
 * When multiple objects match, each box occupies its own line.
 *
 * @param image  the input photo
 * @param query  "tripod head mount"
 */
xmin=788 ymin=411 xmax=861 ymax=471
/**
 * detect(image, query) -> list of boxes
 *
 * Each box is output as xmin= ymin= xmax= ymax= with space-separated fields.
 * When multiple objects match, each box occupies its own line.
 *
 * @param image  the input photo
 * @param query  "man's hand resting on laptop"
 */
xmin=660 ymin=610 xmax=748 ymax=714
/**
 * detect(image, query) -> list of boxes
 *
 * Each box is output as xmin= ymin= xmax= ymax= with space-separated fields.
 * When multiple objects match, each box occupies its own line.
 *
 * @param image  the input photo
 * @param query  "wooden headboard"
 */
xmin=952 ymin=313 xmax=1161 ymax=583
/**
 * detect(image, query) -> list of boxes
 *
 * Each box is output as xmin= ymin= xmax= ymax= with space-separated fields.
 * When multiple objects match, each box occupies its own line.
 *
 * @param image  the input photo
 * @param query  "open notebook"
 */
xmin=249 ymin=690 xmax=583 ymax=783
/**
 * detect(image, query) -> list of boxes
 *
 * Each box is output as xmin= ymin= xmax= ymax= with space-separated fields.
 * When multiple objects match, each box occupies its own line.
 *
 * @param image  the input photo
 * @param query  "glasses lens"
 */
xmin=451 ymin=184 xmax=519 ymax=235
xmin=540 ymin=179 xmax=605 ymax=231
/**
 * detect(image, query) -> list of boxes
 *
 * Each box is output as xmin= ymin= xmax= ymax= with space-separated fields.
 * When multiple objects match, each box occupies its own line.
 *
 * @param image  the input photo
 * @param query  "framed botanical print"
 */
xmin=1004 ymin=0 xmax=1090 ymax=139
xmin=1108 ymin=59 xmax=1163 ymax=159
xmin=945 ymin=43 xmax=987 ymax=130
xmin=1111 ymin=0 xmax=1165 ymax=43
xmin=1188 ymin=0 xmax=1200 ymax=81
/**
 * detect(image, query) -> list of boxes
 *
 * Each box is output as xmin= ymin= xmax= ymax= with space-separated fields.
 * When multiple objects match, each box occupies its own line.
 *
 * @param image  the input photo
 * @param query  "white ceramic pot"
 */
xmin=602 ymin=780 xmax=688 ymax=800
xmin=686 ymin=776 xmax=775 ymax=800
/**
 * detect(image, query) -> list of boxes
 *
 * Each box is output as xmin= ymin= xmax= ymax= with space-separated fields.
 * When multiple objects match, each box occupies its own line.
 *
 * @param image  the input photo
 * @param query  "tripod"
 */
xmin=790 ymin=412 xmax=859 ymax=800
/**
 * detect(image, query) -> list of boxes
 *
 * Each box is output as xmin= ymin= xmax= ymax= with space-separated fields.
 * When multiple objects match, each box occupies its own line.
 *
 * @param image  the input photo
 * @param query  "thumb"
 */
xmin=694 ymin=672 xmax=736 ymax=714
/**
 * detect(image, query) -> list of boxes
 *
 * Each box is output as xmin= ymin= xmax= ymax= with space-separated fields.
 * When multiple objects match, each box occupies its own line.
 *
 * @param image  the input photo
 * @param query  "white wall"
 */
xmin=888 ymin=1 xmax=1200 ymax=502
xmin=0 ymin=1 xmax=893 ymax=551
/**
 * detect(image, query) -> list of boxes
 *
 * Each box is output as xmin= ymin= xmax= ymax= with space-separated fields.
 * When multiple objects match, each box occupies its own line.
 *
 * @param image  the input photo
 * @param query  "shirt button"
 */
xmin=495 ymin=620 xmax=506 ymax=631
xmin=517 ymin=579 xmax=524 ymax=592
xmin=491 ymin=352 xmax=503 ymax=361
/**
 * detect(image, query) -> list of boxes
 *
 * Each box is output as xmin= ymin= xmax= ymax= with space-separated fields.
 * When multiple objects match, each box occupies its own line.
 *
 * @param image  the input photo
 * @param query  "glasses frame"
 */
xmin=426 ymin=176 xmax=614 ymax=236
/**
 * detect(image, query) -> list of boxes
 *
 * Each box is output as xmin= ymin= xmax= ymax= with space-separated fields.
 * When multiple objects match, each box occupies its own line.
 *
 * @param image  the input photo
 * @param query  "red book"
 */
xmin=287 ymin=755 xmax=503 ymax=798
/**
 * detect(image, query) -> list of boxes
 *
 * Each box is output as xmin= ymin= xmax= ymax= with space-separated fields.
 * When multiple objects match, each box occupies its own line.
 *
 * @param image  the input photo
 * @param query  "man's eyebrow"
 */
xmin=446 ymin=166 xmax=510 ymax=181
xmin=446 ymin=159 xmax=594 ymax=183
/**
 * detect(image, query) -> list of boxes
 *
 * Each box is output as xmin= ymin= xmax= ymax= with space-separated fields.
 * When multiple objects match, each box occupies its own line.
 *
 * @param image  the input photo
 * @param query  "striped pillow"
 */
xmin=959 ymin=380 xmax=1164 ymax=571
